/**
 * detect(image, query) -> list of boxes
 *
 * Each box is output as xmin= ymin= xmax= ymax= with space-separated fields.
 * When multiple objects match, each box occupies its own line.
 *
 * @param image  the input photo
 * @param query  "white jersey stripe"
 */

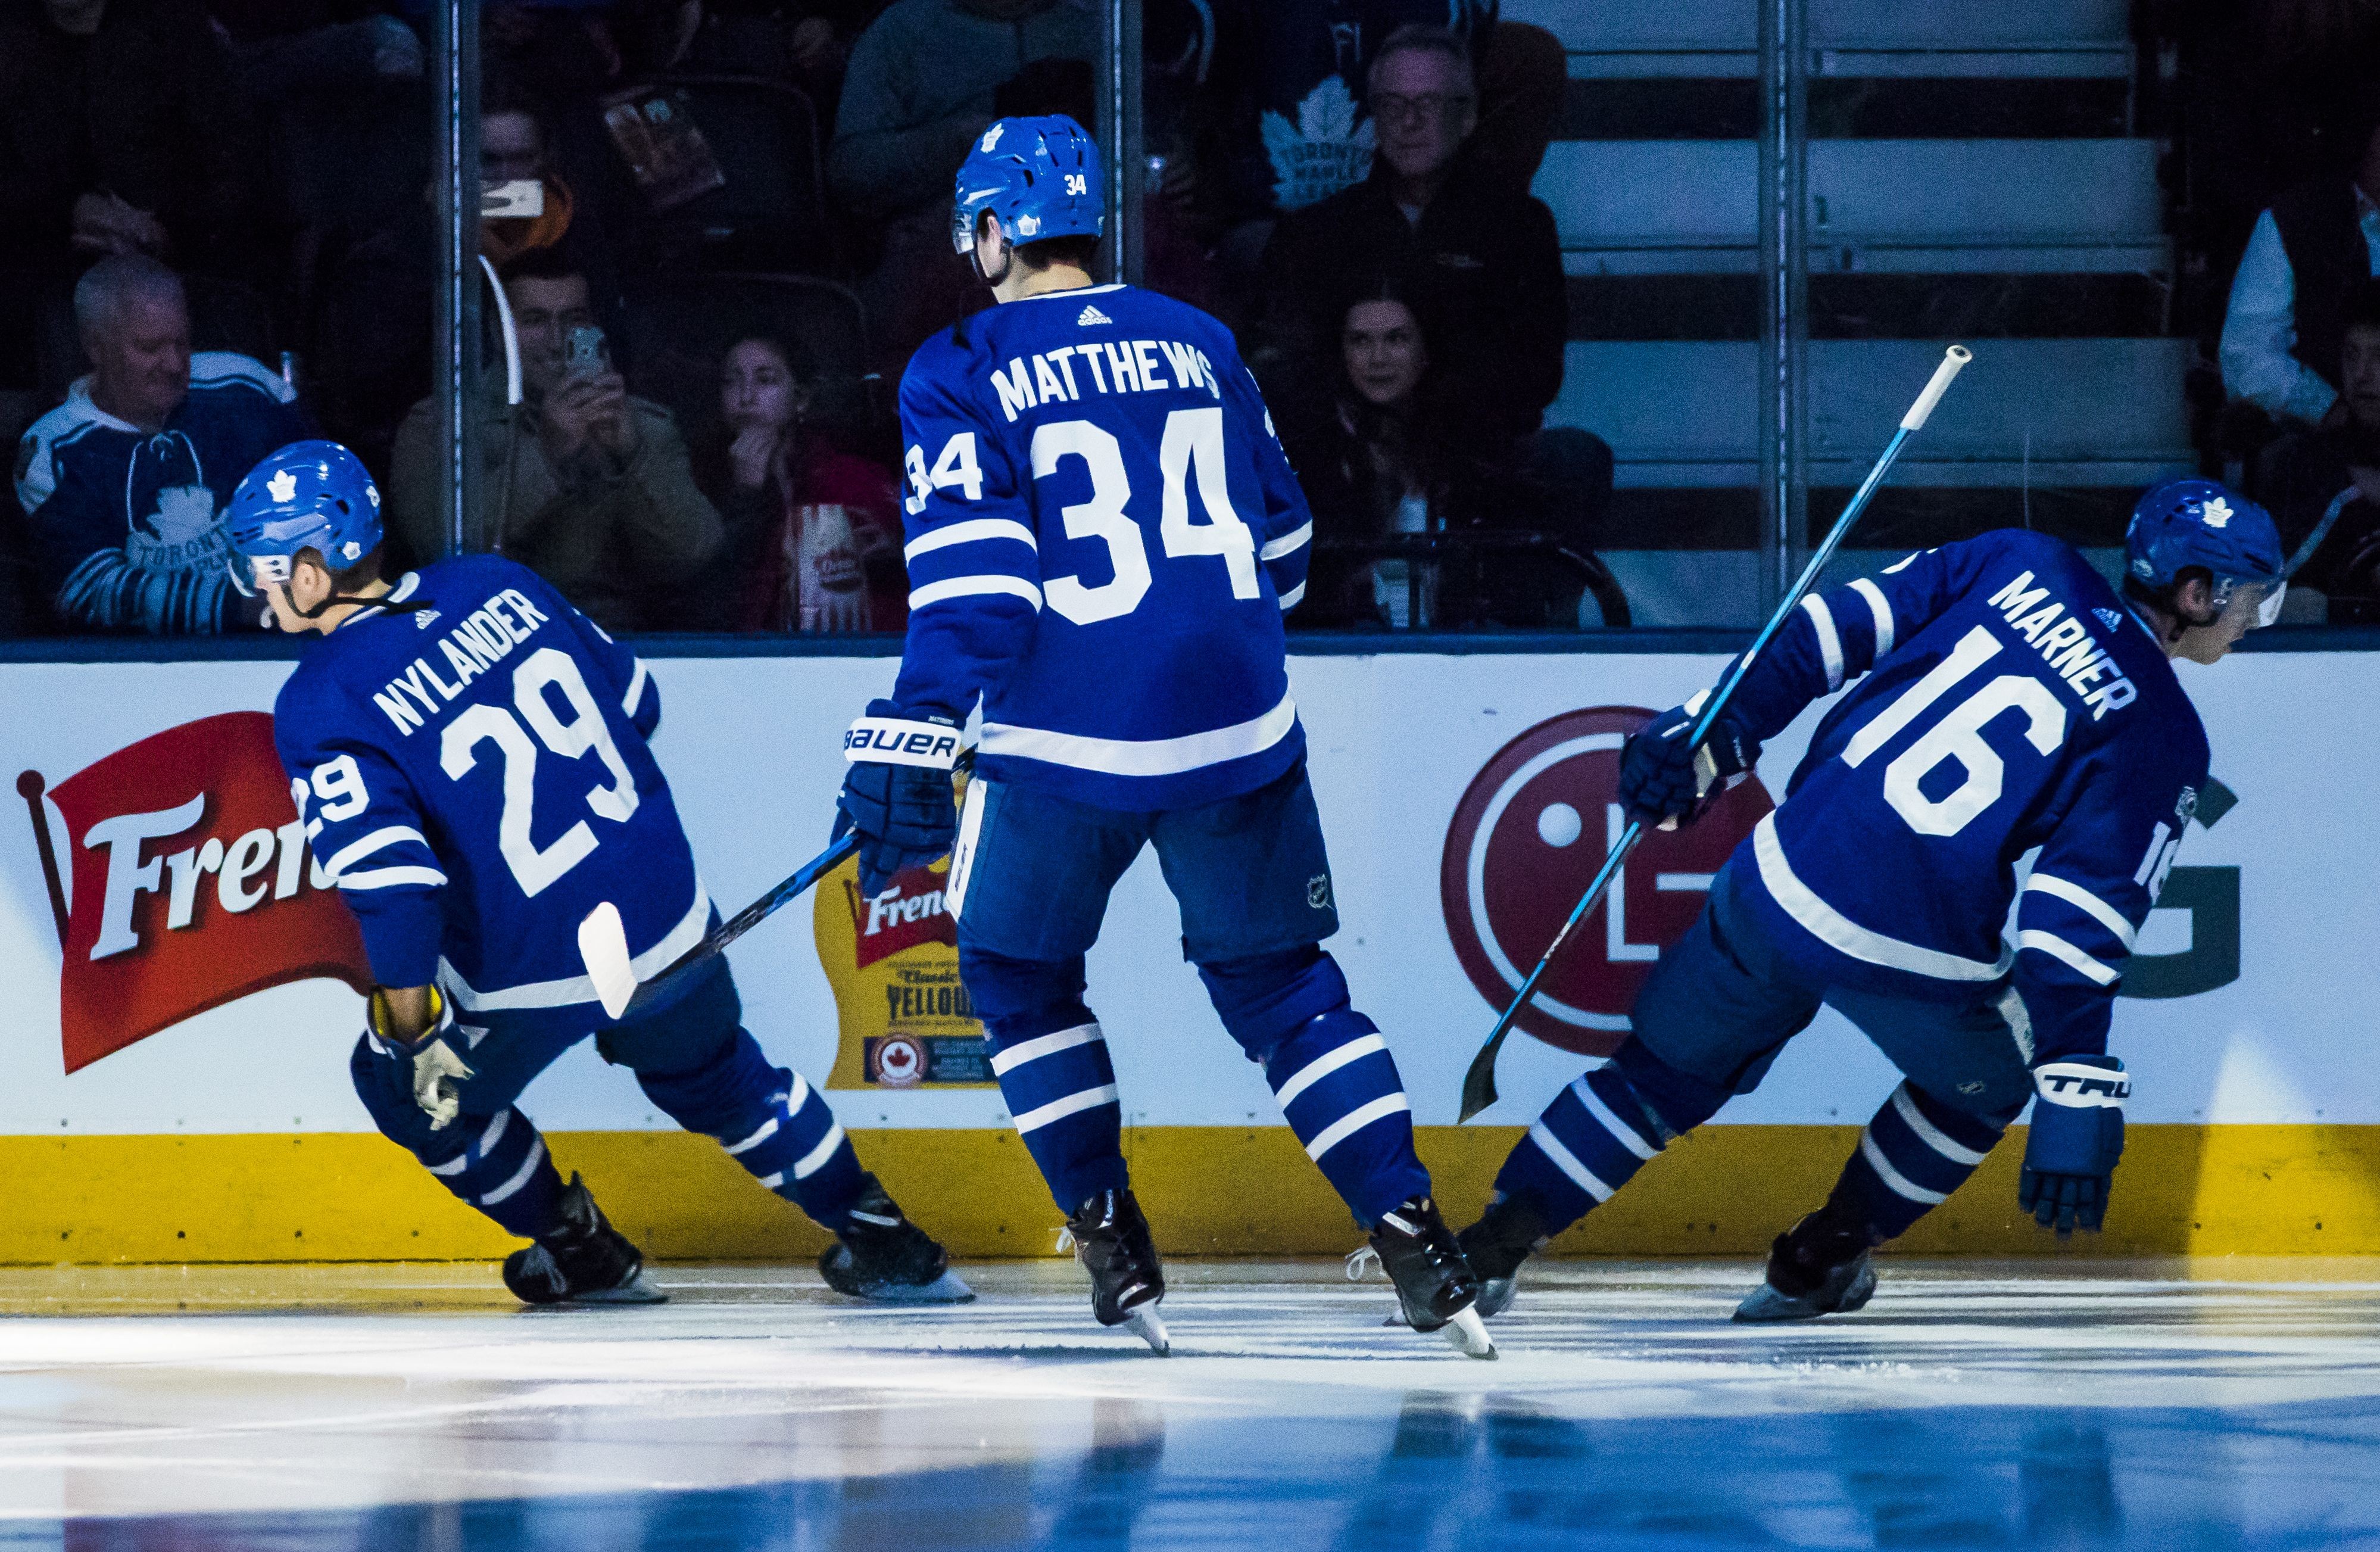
xmin=336 ymin=865 xmax=448 ymax=892
xmin=323 ymin=825 xmax=430 ymax=879
xmin=444 ymin=881 xmax=710 ymax=1012
xmin=1754 ymin=814 xmax=2014 ymax=981
xmin=2024 ymin=872 xmax=2138 ymax=950
xmin=1801 ymin=594 xmax=1845 ymax=690
xmin=981 ymin=691 xmax=1297 ymax=779
xmin=1259 ymin=521 xmax=1312 ymax=560
xmin=905 ymin=518 xmax=1038 ymax=561
xmin=1276 ymin=581 xmax=1306 ymax=611
xmin=909 ymin=574 xmax=1044 ymax=612
xmin=2018 ymin=928 xmax=2122 ymax=986
xmin=622 ymin=659 xmax=651 ymax=718
xmin=1849 ymin=577 xmax=1895 ymax=656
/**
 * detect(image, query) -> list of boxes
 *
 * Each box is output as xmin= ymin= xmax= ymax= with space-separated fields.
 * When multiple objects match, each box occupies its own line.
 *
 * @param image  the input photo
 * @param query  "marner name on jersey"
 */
xmin=986 ymin=337 xmax=1223 ymax=423
xmin=370 ymin=586 xmax=555 ymax=736
xmin=1985 ymin=568 xmax=2137 ymax=719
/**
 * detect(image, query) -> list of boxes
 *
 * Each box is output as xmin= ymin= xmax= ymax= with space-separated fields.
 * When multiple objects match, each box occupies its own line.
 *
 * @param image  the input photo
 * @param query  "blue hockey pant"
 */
xmin=1494 ymin=860 xmax=2032 ymax=1245
xmin=350 ymin=956 xmax=863 ymax=1239
xmin=953 ymin=761 xmax=1430 ymax=1223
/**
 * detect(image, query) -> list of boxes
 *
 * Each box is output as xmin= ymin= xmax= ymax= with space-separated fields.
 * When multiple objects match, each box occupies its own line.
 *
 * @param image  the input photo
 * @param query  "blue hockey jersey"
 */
xmin=890 ymin=282 xmax=1314 ymax=811
xmin=14 ymin=353 xmax=308 ymax=634
xmin=1718 ymin=529 xmax=2209 ymax=1065
xmin=272 ymin=555 xmax=708 ymax=1026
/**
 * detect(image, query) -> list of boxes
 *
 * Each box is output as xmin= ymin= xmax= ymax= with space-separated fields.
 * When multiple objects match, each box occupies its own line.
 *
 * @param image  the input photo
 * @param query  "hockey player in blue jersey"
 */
xmin=1459 ymin=480 xmax=2285 ymax=1321
xmin=227 ymin=440 xmax=968 ymax=1307
xmin=834 ymin=116 xmax=1489 ymax=1355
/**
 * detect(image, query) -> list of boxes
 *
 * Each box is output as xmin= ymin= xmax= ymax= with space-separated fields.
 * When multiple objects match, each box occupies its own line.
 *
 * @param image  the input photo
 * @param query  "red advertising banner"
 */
xmin=22 ymin=712 xmax=373 ymax=1074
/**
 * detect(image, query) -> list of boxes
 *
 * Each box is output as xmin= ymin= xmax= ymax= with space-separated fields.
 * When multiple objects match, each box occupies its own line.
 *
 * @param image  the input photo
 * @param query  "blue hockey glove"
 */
xmin=1617 ymin=694 xmax=1760 ymax=831
xmin=2018 ymin=1056 xmax=2129 ymax=1238
xmin=838 ymin=700 xmax=962 ymax=897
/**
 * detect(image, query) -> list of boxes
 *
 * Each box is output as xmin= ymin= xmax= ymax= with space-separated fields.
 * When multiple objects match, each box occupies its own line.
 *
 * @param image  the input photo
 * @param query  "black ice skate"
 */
xmin=1061 ymin=1188 xmax=1168 ymax=1354
xmin=817 ymin=1172 xmax=974 ymax=1304
xmin=1456 ymin=1194 xmax=1549 ymax=1319
xmin=1361 ymin=1195 xmax=1495 ymax=1358
xmin=501 ymin=1173 xmax=666 ymax=1306
xmin=1733 ymin=1205 xmax=1879 ymax=1323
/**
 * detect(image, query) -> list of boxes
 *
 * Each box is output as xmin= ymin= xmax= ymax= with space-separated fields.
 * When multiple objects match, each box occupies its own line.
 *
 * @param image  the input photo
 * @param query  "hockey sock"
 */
xmin=1830 ymin=1080 xmax=2015 ymax=1242
xmin=417 ymin=1106 xmax=564 ymax=1239
xmin=986 ymin=1008 xmax=1127 ymax=1212
xmin=1492 ymin=1042 xmax=1732 ymax=1236
xmin=963 ymin=948 xmax=1128 ymax=1212
xmin=636 ymin=1028 xmax=865 ymax=1227
xmin=1202 ymin=948 xmax=1429 ymax=1224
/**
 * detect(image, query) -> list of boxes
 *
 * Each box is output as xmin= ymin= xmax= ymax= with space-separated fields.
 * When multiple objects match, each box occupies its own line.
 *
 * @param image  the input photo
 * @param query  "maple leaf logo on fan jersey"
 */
xmin=1261 ymin=77 xmax=1375 ymax=211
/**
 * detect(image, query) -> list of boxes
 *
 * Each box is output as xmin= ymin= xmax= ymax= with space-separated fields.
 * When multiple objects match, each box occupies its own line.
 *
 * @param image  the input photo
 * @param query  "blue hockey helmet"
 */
xmin=225 ymin=439 xmax=383 ymax=597
xmin=2125 ymin=476 xmax=2288 ymax=627
xmin=950 ymin=114 xmax=1104 ymax=262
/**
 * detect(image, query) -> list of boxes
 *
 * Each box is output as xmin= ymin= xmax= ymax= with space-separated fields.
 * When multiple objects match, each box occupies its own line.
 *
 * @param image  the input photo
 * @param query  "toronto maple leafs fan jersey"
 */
xmin=1716 ymin=529 xmax=2208 ymax=1067
xmin=14 ymin=353 xmax=307 ymax=633
xmin=891 ymin=283 xmax=1314 ymax=811
xmin=273 ymin=554 xmax=707 ymax=1026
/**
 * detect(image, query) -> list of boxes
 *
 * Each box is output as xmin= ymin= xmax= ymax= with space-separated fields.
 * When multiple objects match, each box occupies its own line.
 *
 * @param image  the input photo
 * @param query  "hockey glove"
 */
xmin=1617 ymin=694 xmax=1760 ymax=831
xmin=838 ymin=700 xmax=962 ymax=897
xmin=2017 ymin=1055 xmax=2129 ymax=1238
xmin=367 ymin=984 xmax=473 ymax=1132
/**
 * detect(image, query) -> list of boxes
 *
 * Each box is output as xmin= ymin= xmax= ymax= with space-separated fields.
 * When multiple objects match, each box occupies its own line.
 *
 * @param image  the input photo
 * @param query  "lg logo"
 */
xmin=1438 ymin=707 xmax=1773 ymax=1057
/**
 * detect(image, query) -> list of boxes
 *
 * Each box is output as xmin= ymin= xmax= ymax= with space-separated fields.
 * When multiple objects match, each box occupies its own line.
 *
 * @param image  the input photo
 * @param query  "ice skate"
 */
xmin=1062 ymin=1188 xmax=1168 ymax=1353
xmin=1733 ymin=1206 xmax=1879 ymax=1322
xmin=817 ymin=1172 xmax=974 ymax=1304
xmin=1456 ymin=1195 xmax=1548 ymax=1319
xmin=1364 ymin=1195 xmax=1494 ymax=1358
xmin=502 ymin=1173 xmax=666 ymax=1306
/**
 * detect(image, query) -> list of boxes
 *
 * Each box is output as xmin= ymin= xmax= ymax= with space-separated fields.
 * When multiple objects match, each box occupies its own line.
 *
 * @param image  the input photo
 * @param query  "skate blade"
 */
xmin=1124 ymin=1304 xmax=1171 ymax=1355
xmin=857 ymin=1270 xmax=977 ymax=1305
xmin=1442 ymin=1305 xmax=1497 ymax=1360
xmin=570 ymin=1269 xmax=669 ymax=1305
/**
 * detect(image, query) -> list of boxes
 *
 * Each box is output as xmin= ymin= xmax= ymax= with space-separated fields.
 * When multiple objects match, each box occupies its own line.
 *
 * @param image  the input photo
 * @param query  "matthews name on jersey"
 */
xmin=1718 ymin=528 xmax=2207 ymax=1065
xmin=273 ymin=553 xmax=706 ymax=1024
xmin=15 ymin=353 xmax=306 ymax=633
xmin=891 ymin=282 xmax=1314 ymax=810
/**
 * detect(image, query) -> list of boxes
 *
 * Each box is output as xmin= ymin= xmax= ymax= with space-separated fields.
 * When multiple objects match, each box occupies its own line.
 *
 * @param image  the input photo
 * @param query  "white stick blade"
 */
xmin=578 ymin=902 xmax=636 ymax=1020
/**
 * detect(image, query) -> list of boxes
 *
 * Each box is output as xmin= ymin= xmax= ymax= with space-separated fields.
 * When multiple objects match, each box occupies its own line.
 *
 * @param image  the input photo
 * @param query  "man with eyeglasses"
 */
xmin=1258 ymin=24 xmax=1568 ymax=463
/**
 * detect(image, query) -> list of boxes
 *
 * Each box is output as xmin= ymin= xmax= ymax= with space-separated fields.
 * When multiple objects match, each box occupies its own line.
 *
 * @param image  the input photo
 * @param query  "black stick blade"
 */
xmin=1458 ymin=1029 xmax=1506 ymax=1123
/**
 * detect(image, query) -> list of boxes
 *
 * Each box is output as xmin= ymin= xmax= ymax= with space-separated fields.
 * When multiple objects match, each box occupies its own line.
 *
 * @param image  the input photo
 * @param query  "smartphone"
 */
xmin=482 ymin=179 xmax=545 ymax=220
xmin=564 ymin=325 xmax=609 ymax=380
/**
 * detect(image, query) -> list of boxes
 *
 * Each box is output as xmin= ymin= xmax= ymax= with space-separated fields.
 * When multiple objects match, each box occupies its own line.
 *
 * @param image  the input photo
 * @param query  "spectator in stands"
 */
xmin=1281 ymin=283 xmax=1607 ymax=630
xmin=831 ymin=0 xmax=1096 ymax=375
xmin=2254 ymin=278 xmax=2380 ymax=620
xmin=1259 ymin=26 xmax=1571 ymax=475
xmin=478 ymin=89 xmax=589 ymax=272
xmin=688 ymin=333 xmax=906 ymax=631
xmin=13 ymin=256 xmax=305 ymax=634
xmin=0 ymin=0 xmax=265 ymax=394
xmin=388 ymin=250 xmax=723 ymax=632
xmin=2221 ymin=111 xmax=2380 ymax=428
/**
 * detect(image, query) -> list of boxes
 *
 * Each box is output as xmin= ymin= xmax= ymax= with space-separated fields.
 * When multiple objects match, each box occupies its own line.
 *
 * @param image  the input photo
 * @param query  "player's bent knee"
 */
xmin=958 ymin=946 xmax=1089 ymax=1026
xmin=1196 ymin=945 xmax=1349 ymax=1062
xmin=1609 ymin=1037 xmax=1735 ymax=1137
xmin=597 ymin=956 xmax=743 ymax=1077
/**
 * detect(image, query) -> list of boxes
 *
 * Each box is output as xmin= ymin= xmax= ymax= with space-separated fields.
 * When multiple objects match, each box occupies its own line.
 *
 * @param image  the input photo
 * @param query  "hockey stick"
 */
xmin=1456 ymin=345 xmax=1972 ymax=1123
xmin=579 ymin=750 xmax=977 ymax=1022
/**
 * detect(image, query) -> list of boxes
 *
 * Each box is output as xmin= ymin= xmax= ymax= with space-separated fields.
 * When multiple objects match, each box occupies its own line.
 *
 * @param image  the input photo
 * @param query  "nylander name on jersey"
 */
xmin=272 ymin=554 xmax=706 ymax=1024
xmin=1716 ymin=528 xmax=2209 ymax=1066
xmin=891 ymin=283 xmax=1315 ymax=811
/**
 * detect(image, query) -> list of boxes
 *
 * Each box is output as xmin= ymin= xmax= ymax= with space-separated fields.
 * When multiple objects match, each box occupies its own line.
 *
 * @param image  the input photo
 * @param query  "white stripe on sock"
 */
xmin=478 ymin=1136 xmax=547 ymax=1207
xmin=1303 ymin=1093 xmax=1409 ymax=1161
xmin=1890 ymin=1084 xmax=1991 ymax=1167
xmin=1526 ymin=1121 xmax=1615 ymax=1203
xmin=1860 ymin=1129 xmax=1949 ymax=1204
xmin=1572 ymin=1075 xmax=1659 ymax=1162
xmin=1271 ymin=1034 xmax=1387 ymax=1110
xmin=790 ymin=1121 xmax=849 ymax=1182
xmin=1012 ymin=1084 xmax=1119 ymax=1135
xmin=990 ymin=1022 xmax=1104 ymax=1076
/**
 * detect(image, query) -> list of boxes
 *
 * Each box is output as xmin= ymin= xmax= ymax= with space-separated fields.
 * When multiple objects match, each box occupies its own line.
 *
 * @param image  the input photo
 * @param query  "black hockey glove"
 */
xmin=1617 ymin=695 xmax=1760 ymax=831
xmin=837 ymin=700 xmax=962 ymax=897
xmin=2017 ymin=1055 xmax=2128 ymax=1238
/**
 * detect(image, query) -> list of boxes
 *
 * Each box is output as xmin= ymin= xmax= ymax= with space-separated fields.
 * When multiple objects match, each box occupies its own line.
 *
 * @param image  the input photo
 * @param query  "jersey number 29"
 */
xmin=441 ymin=648 xmax=640 ymax=897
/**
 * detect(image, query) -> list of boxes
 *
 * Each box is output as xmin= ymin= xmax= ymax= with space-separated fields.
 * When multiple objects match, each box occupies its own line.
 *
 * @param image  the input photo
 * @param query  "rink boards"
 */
xmin=0 ymin=640 xmax=2372 ymax=1261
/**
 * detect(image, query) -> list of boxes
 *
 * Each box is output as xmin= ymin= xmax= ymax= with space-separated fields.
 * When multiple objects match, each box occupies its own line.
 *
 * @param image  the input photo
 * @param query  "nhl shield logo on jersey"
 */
xmin=1439 ymin=706 xmax=1774 ymax=1057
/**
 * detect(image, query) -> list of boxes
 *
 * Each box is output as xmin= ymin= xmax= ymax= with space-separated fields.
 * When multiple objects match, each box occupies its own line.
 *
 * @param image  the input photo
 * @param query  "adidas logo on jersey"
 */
xmin=1077 ymin=304 xmax=1113 ymax=326
xmin=2094 ymin=607 xmax=2122 ymax=631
